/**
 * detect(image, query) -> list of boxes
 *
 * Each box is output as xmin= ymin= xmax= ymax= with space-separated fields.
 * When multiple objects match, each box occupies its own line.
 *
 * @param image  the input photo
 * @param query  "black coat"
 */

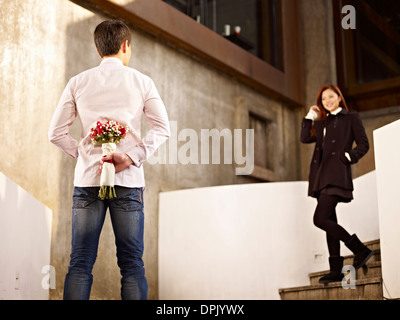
xmin=301 ymin=109 xmax=369 ymax=198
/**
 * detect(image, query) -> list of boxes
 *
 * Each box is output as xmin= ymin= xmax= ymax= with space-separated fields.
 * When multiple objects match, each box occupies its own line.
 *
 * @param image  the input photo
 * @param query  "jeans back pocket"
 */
xmin=72 ymin=187 xmax=98 ymax=208
xmin=114 ymin=187 xmax=143 ymax=211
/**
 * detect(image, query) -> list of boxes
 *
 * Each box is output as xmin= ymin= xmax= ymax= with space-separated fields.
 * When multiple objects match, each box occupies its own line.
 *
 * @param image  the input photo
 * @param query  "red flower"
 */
xmin=96 ymin=123 xmax=103 ymax=135
xmin=120 ymin=127 xmax=126 ymax=138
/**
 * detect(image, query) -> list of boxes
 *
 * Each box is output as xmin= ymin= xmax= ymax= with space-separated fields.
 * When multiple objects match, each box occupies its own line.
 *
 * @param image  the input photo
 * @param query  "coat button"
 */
xmin=332 ymin=152 xmax=336 ymax=155
xmin=331 ymin=139 xmax=336 ymax=143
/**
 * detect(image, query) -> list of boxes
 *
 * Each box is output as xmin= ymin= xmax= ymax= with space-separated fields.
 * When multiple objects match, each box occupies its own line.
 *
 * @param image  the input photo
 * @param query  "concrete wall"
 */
xmin=0 ymin=173 xmax=52 ymax=299
xmin=159 ymin=171 xmax=379 ymax=299
xmin=374 ymin=120 xmax=400 ymax=299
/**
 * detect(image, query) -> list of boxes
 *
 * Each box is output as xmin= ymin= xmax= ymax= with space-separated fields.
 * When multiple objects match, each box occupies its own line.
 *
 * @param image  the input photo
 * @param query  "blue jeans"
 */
xmin=63 ymin=186 xmax=148 ymax=300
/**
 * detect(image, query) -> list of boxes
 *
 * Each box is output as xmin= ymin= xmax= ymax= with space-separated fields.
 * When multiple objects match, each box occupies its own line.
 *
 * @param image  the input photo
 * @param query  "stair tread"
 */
xmin=342 ymin=248 xmax=381 ymax=259
xmin=363 ymin=239 xmax=380 ymax=245
xmin=279 ymin=276 xmax=382 ymax=293
xmin=363 ymin=239 xmax=380 ymax=246
xmin=309 ymin=261 xmax=381 ymax=277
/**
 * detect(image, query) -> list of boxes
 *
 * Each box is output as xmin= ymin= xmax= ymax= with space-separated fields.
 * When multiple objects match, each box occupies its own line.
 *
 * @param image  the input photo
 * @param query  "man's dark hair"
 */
xmin=94 ymin=20 xmax=131 ymax=57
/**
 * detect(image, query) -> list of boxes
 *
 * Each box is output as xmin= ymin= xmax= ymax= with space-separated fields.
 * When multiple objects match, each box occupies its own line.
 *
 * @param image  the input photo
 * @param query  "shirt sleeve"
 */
xmin=126 ymin=79 xmax=170 ymax=167
xmin=48 ymin=79 xmax=79 ymax=158
xmin=305 ymin=109 xmax=318 ymax=121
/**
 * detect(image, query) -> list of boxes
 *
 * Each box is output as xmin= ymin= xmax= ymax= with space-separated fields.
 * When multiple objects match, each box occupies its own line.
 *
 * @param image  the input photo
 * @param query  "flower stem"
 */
xmin=98 ymin=186 xmax=117 ymax=200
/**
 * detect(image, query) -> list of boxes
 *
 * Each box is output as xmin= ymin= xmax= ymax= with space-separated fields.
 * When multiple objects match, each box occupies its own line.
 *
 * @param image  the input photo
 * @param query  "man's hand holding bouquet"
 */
xmin=90 ymin=120 xmax=130 ymax=199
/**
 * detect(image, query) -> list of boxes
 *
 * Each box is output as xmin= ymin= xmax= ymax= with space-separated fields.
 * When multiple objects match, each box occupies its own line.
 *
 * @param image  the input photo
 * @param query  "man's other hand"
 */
xmin=99 ymin=153 xmax=133 ymax=174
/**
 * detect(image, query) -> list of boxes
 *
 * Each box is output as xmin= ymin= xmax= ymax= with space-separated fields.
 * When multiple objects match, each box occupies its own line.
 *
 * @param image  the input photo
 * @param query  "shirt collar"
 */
xmin=329 ymin=107 xmax=342 ymax=116
xmin=100 ymin=57 xmax=123 ymax=66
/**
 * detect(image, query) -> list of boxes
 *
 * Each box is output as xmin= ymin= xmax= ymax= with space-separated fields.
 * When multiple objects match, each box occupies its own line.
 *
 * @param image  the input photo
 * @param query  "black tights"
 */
xmin=313 ymin=194 xmax=352 ymax=257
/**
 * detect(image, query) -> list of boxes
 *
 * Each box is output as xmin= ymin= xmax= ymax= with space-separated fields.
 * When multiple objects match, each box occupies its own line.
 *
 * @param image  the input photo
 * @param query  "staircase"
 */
xmin=279 ymin=239 xmax=383 ymax=300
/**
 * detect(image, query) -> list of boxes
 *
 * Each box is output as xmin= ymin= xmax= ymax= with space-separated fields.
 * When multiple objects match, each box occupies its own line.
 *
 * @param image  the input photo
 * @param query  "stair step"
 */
xmin=279 ymin=277 xmax=382 ymax=300
xmin=362 ymin=239 xmax=380 ymax=251
xmin=309 ymin=261 xmax=381 ymax=285
xmin=342 ymin=249 xmax=381 ymax=266
xmin=279 ymin=239 xmax=382 ymax=300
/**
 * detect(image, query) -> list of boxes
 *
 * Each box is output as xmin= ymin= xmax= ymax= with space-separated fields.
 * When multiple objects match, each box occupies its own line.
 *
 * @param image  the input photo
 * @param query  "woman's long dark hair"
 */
xmin=315 ymin=84 xmax=349 ymax=120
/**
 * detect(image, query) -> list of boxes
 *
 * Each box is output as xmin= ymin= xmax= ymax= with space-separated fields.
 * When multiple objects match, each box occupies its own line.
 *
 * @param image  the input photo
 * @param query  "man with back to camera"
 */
xmin=48 ymin=19 xmax=170 ymax=300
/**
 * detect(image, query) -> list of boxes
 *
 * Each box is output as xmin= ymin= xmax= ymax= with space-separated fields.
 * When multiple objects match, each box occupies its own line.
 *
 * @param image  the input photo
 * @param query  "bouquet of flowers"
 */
xmin=90 ymin=120 xmax=129 ymax=199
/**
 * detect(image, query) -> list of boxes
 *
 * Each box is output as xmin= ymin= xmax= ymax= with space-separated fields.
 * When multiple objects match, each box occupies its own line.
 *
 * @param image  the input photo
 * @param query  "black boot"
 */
xmin=319 ymin=256 xmax=344 ymax=284
xmin=345 ymin=234 xmax=373 ymax=270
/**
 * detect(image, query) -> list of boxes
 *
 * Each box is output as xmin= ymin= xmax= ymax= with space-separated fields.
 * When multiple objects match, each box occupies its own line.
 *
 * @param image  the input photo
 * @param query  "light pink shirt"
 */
xmin=48 ymin=58 xmax=170 ymax=187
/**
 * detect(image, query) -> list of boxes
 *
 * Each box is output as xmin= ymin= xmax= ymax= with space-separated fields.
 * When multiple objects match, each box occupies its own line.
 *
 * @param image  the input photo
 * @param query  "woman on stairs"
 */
xmin=301 ymin=84 xmax=373 ymax=284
